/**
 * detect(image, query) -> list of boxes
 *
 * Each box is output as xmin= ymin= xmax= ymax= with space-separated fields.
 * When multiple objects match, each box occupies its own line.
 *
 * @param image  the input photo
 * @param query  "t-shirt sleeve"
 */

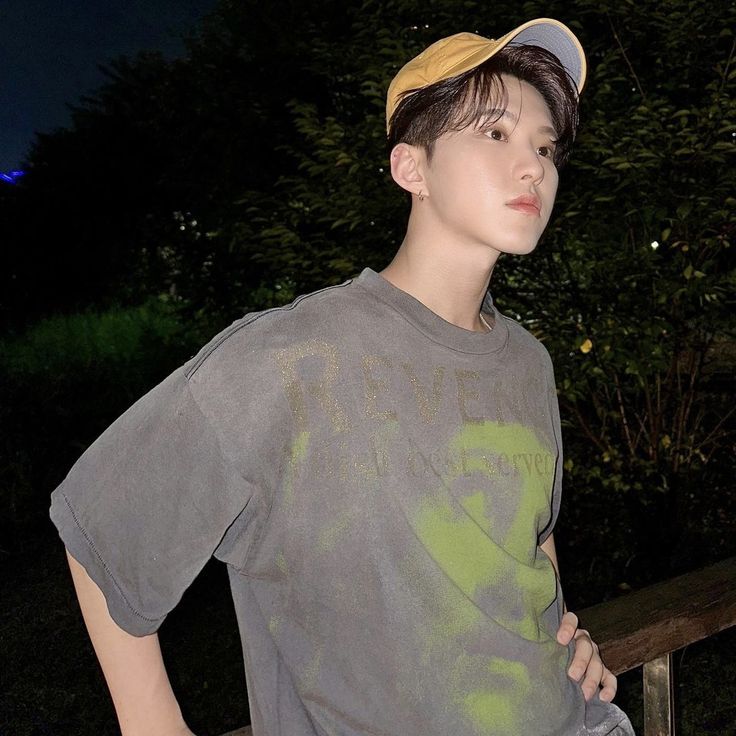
xmin=49 ymin=367 xmax=256 ymax=636
xmin=538 ymin=351 xmax=563 ymax=546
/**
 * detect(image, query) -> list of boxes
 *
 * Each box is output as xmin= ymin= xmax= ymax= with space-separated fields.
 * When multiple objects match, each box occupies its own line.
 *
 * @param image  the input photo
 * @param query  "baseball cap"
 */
xmin=386 ymin=18 xmax=587 ymax=134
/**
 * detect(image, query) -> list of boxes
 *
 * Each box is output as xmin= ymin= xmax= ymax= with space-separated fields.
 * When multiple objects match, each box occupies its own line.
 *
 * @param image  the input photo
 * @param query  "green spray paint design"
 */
xmin=413 ymin=421 xmax=560 ymax=733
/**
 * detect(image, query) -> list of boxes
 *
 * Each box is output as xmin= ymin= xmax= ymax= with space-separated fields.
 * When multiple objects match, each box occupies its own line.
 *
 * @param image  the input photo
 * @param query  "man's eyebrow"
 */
xmin=485 ymin=109 xmax=558 ymax=139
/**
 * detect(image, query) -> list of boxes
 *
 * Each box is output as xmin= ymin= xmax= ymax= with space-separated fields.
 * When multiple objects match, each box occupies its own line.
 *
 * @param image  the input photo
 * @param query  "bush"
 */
xmin=0 ymin=298 xmax=205 ymax=555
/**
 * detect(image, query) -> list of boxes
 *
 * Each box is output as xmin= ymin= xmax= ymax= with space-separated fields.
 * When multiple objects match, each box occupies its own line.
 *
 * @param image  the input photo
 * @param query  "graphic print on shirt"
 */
xmin=408 ymin=420 xmax=566 ymax=734
xmin=271 ymin=339 xmax=568 ymax=733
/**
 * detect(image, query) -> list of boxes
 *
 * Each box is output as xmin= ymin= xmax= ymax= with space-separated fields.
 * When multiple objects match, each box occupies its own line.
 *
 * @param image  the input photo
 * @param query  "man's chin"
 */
xmin=498 ymin=240 xmax=542 ymax=257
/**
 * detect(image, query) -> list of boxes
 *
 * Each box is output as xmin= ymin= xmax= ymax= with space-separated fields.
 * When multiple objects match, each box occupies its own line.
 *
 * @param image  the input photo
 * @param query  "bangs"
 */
xmin=388 ymin=44 xmax=579 ymax=169
xmin=445 ymin=73 xmax=509 ymax=134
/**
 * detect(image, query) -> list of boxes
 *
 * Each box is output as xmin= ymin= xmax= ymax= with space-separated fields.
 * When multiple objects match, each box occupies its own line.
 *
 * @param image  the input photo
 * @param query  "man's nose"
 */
xmin=515 ymin=145 xmax=545 ymax=183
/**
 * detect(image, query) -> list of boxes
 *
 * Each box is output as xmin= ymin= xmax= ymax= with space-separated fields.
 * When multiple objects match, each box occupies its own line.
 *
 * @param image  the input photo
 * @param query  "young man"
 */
xmin=50 ymin=18 xmax=634 ymax=736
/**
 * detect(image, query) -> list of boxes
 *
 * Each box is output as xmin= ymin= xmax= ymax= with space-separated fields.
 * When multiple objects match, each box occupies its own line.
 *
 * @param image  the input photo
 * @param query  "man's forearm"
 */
xmin=65 ymin=549 xmax=192 ymax=736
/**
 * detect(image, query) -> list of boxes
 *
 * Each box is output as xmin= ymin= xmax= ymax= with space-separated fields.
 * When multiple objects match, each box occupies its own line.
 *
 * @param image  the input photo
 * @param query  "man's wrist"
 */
xmin=117 ymin=696 xmax=190 ymax=736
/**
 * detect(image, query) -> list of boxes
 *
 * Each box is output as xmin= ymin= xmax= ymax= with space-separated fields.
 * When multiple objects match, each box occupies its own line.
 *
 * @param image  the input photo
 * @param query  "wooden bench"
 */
xmin=220 ymin=556 xmax=736 ymax=736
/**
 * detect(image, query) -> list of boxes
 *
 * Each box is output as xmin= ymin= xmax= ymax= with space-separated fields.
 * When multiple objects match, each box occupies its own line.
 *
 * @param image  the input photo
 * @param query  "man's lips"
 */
xmin=506 ymin=195 xmax=541 ymax=216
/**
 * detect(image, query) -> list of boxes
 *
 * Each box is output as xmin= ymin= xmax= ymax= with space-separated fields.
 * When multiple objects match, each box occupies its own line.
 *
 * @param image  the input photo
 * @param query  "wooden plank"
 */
xmin=219 ymin=728 xmax=252 ymax=736
xmin=579 ymin=556 xmax=736 ymax=674
xmin=643 ymin=653 xmax=675 ymax=736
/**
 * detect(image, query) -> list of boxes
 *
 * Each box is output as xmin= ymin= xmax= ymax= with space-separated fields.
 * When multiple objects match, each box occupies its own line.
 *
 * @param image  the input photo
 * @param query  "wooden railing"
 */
xmin=220 ymin=556 xmax=736 ymax=736
xmin=579 ymin=555 xmax=736 ymax=736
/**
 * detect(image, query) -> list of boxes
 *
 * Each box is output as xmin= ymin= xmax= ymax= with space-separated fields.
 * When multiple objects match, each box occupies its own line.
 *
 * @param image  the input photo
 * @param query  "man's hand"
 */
xmin=557 ymin=611 xmax=617 ymax=703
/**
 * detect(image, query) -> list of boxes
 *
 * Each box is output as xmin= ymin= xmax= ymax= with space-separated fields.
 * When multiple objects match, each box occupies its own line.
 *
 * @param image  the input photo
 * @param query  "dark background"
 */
xmin=2 ymin=0 xmax=735 ymax=733
xmin=0 ymin=0 xmax=218 ymax=171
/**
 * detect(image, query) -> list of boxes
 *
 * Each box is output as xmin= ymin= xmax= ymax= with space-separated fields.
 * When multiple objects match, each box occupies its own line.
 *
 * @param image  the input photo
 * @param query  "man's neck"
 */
xmin=379 ymin=240 xmax=498 ymax=333
xmin=379 ymin=216 xmax=500 ymax=333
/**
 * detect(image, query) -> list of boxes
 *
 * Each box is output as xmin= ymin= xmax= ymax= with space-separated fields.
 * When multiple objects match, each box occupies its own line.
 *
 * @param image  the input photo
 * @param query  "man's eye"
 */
xmin=537 ymin=145 xmax=555 ymax=159
xmin=487 ymin=128 xmax=505 ymax=141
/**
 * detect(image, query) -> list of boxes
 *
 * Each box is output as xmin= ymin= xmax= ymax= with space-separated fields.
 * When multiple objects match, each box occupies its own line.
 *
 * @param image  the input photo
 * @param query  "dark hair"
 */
xmin=387 ymin=43 xmax=580 ymax=169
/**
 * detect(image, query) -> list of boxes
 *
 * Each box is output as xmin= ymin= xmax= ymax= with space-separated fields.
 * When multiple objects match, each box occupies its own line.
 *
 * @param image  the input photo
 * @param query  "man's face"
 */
xmin=420 ymin=74 xmax=560 ymax=258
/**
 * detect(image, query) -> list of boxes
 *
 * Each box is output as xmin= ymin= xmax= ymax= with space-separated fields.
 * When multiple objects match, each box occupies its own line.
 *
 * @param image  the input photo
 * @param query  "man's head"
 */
xmin=384 ymin=20 xmax=587 ymax=258
xmin=386 ymin=19 xmax=586 ymax=169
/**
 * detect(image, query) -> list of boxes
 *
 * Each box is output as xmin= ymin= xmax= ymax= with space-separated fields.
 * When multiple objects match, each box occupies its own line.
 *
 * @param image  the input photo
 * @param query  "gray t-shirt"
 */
xmin=50 ymin=267 xmax=633 ymax=735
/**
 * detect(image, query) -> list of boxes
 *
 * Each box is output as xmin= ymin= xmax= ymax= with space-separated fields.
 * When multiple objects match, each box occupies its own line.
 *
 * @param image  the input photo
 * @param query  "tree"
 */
xmin=505 ymin=0 xmax=736 ymax=580
xmin=3 ymin=0 xmax=734 ymax=585
xmin=223 ymin=0 xmax=736 ymax=583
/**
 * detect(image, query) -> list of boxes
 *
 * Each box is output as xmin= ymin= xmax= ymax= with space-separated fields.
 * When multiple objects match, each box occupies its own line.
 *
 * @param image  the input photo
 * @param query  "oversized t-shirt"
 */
xmin=50 ymin=267 xmax=633 ymax=736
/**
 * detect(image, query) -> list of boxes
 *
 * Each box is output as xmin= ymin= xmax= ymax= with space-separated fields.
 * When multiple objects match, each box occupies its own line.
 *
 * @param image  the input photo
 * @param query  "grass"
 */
xmin=1 ymin=299 xmax=186 ymax=377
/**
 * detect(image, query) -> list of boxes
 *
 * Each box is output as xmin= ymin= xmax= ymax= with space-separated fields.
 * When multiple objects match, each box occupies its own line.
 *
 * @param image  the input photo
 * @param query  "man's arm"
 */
xmin=66 ymin=549 xmax=195 ymax=736
xmin=540 ymin=534 xmax=618 ymax=703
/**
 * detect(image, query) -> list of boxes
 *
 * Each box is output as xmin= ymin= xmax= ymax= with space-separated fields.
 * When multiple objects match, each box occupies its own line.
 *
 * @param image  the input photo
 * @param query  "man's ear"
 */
xmin=389 ymin=142 xmax=427 ymax=197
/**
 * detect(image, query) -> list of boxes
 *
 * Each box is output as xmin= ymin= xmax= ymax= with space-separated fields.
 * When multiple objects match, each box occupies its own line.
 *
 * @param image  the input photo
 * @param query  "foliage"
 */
xmin=494 ymin=0 xmax=736 ymax=579
xmin=2 ymin=0 xmax=735 ymax=581
xmin=213 ymin=0 xmax=736 ymax=578
xmin=2 ymin=4 xmax=736 ymax=729
xmin=0 ymin=300 xmax=198 ymax=555
xmin=2 ymin=298 xmax=184 ymax=377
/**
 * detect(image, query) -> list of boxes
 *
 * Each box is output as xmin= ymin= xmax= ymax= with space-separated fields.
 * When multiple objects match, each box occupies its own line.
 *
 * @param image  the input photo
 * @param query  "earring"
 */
xmin=418 ymin=190 xmax=425 ymax=201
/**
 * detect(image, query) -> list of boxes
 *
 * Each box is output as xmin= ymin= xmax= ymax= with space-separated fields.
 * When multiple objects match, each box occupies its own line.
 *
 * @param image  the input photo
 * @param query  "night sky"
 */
xmin=0 ymin=0 xmax=219 ymax=171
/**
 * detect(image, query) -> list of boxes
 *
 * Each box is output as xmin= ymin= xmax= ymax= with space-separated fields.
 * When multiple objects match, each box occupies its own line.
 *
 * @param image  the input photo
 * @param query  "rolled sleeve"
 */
xmin=49 ymin=368 xmax=255 ymax=636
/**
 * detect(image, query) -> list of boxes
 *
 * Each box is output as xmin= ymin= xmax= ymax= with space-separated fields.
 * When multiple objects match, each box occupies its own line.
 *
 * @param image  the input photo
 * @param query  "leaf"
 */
xmin=677 ymin=202 xmax=693 ymax=219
